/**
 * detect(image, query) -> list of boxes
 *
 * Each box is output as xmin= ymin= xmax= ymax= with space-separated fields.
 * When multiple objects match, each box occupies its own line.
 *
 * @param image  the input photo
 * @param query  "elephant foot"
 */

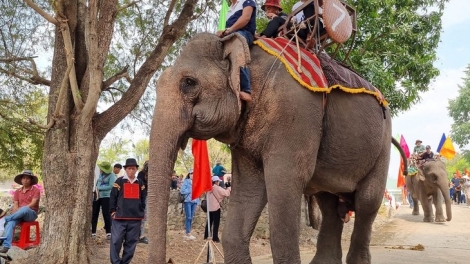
xmin=311 ymin=256 xmax=342 ymax=264
xmin=435 ymin=215 xmax=446 ymax=222
xmin=412 ymin=210 xmax=419 ymax=215
xmin=422 ymin=217 xmax=434 ymax=222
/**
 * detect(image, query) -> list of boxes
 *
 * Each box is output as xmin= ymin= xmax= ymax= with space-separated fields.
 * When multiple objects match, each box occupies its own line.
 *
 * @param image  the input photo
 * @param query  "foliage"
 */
xmin=448 ymin=65 xmax=470 ymax=162
xmin=444 ymin=153 xmax=470 ymax=179
xmin=0 ymin=90 xmax=46 ymax=173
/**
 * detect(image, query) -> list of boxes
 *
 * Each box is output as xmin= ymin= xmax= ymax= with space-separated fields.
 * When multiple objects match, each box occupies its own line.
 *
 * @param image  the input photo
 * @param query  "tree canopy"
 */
xmin=448 ymin=65 xmax=470 ymax=161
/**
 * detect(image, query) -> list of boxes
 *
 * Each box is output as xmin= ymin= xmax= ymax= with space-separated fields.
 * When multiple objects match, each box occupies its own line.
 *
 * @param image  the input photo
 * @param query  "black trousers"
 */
xmin=110 ymin=219 xmax=141 ymax=264
xmin=91 ymin=197 xmax=111 ymax=233
xmin=453 ymin=190 xmax=462 ymax=203
xmin=204 ymin=209 xmax=221 ymax=241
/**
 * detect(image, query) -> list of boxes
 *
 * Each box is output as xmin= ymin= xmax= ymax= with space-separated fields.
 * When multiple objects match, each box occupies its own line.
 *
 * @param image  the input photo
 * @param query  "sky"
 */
xmin=387 ymin=0 xmax=470 ymax=185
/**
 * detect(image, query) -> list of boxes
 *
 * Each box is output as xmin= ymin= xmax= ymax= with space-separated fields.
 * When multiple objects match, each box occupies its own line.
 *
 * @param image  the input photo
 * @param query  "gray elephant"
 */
xmin=148 ymin=32 xmax=396 ymax=264
xmin=406 ymin=160 xmax=452 ymax=222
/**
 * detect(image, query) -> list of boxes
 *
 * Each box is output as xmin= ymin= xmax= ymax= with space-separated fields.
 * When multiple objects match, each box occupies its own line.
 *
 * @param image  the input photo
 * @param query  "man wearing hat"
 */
xmin=259 ymin=0 xmax=288 ymax=38
xmin=109 ymin=158 xmax=147 ymax=264
xmin=413 ymin=139 xmax=425 ymax=154
xmin=0 ymin=170 xmax=41 ymax=253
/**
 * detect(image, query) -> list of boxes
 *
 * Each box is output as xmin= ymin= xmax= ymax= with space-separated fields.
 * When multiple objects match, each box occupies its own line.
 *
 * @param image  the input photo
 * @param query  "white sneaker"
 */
xmin=184 ymin=234 xmax=196 ymax=240
xmin=106 ymin=233 xmax=111 ymax=240
xmin=91 ymin=233 xmax=96 ymax=238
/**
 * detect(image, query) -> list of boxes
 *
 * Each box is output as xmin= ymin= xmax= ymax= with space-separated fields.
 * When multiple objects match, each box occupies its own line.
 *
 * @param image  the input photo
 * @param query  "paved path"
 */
xmin=253 ymin=204 xmax=470 ymax=263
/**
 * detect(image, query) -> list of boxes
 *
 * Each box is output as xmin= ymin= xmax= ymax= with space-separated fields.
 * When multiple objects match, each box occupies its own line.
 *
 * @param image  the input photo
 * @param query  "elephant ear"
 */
xmin=220 ymin=33 xmax=251 ymax=113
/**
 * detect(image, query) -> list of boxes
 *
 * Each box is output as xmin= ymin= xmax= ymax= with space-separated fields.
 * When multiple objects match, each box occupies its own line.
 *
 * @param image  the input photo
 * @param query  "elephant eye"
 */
xmin=180 ymin=77 xmax=198 ymax=93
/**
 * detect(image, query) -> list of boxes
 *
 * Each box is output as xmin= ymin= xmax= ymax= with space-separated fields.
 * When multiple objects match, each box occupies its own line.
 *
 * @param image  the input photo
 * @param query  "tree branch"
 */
xmin=163 ymin=0 xmax=178 ymax=28
xmin=94 ymin=0 xmax=200 ymax=140
xmin=102 ymin=66 xmax=130 ymax=91
xmin=117 ymin=0 xmax=142 ymax=13
xmin=0 ymin=56 xmax=37 ymax=63
xmin=23 ymin=0 xmax=58 ymax=25
xmin=59 ymin=19 xmax=84 ymax=111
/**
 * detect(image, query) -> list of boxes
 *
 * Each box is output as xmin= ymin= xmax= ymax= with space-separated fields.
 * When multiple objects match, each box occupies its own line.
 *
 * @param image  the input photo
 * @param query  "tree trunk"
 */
xmin=25 ymin=16 xmax=102 ymax=263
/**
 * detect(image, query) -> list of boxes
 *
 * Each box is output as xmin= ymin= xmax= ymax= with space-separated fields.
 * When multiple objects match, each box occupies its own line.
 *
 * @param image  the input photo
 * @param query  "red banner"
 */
xmin=191 ymin=139 xmax=213 ymax=200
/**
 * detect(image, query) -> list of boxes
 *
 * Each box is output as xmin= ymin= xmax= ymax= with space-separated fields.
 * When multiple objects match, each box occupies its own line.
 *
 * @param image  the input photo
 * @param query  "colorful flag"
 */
xmin=218 ymin=0 xmax=229 ymax=31
xmin=436 ymin=133 xmax=446 ymax=153
xmin=191 ymin=139 xmax=213 ymax=200
xmin=456 ymin=169 xmax=461 ymax=178
xmin=399 ymin=135 xmax=410 ymax=158
xmin=440 ymin=136 xmax=456 ymax=160
xmin=397 ymin=157 xmax=406 ymax=188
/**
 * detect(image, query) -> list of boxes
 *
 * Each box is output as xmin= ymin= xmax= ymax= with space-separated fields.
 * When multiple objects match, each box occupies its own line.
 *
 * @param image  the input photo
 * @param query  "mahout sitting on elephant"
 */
xmin=148 ymin=32 xmax=402 ymax=264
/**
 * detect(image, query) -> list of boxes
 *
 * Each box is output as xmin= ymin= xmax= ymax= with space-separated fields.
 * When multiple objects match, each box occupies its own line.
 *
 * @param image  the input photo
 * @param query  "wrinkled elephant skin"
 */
xmin=406 ymin=161 xmax=452 ymax=222
xmin=147 ymin=33 xmax=393 ymax=264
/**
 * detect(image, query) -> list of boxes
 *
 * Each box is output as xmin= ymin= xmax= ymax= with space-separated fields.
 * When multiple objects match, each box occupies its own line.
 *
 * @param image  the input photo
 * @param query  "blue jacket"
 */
xmin=180 ymin=178 xmax=200 ymax=204
xmin=96 ymin=172 xmax=117 ymax=198
xmin=212 ymin=165 xmax=226 ymax=177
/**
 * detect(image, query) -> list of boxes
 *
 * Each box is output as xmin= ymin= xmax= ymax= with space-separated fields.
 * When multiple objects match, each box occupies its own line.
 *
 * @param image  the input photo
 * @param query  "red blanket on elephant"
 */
xmin=254 ymin=37 xmax=388 ymax=107
xmin=254 ymin=37 xmax=328 ymax=89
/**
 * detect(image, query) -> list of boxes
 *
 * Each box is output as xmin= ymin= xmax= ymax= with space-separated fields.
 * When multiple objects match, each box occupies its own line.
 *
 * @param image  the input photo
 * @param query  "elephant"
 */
xmin=148 ymin=32 xmax=398 ymax=264
xmin=405 ymin=160 xmax=452 ymax=222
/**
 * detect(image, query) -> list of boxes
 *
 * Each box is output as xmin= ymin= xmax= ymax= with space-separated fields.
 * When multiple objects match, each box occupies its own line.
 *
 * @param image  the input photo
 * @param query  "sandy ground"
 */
xmin=255 ymin=203 xmax=470 ymax=264
xmin=89 ymin=205 xmax=389 ymax=264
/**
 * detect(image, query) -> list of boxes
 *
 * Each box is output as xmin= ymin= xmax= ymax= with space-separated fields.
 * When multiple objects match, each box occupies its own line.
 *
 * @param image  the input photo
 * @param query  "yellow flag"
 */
xmin=440 ymin=137 xmax=456 ymax=160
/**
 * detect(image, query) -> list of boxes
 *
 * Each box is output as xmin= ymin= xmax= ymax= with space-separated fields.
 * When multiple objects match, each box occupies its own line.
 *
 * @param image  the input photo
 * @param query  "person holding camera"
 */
xmin=203 ymin=176 xmax=231 ymax=243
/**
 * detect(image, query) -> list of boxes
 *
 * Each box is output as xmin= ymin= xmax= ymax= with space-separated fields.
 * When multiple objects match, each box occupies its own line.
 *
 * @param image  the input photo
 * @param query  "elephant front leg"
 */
xmin=433 ymin=193 xmax=446 ymax=222
xmin=264 ymin=167 xmax=306 ymax=264
xmin=311 ymin=192 xmax=344 ymax=264
xmin=223 ymin=152 xmax=267 ymax=264
xmin=411 ymin=196 xmax=420 ymax=215
xmin=420 ymin=196 xmax=434 ymax=222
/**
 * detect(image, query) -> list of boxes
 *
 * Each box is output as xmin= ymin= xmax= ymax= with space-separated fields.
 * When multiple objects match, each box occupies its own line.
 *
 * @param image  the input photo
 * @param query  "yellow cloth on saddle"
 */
xmin=254 ymin=37 xmax=388 ymax=107
xmin=407 ymin=166 xmax=418 ymax=176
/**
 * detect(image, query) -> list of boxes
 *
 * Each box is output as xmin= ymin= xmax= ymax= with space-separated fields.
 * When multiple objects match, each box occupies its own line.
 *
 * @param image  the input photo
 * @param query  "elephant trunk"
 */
xmin=438 ymin=180 xmax=452 ymax=221
xmin=147 ymin=70 xmax=190 ymax=263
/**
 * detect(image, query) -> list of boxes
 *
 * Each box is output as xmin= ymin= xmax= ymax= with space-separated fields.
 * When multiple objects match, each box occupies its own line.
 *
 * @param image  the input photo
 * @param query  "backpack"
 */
xmin=201 ymin=199 xmax=208 ymax=212
xmin=179 ymin=193 xmax=188 ymax=203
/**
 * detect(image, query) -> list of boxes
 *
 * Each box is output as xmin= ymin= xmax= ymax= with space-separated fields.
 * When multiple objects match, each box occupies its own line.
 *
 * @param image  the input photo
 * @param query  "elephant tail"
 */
xmin=392 ymin=137 xmax=408 ymax=176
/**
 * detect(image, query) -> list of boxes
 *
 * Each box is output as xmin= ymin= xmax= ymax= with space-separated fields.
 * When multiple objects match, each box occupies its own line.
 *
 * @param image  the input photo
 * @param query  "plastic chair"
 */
xmin=12 ymin=221 xmax=40 ymax=249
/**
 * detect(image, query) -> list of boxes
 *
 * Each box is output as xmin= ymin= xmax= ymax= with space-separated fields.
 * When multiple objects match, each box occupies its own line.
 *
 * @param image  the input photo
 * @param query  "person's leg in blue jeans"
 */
xmin=183 ymin=202 xmax=192 ymax=235
xmin=233 ymin=30 xmax=254 ymax=102
xmin=2 ymin=206 xmax=37 ymax=249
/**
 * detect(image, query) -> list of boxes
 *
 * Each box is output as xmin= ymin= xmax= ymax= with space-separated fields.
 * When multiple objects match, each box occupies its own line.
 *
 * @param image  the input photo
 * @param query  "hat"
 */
xmin=123 ymin=158 xmax=139 ymax=168
xmin=212 ymin=176 xmax=221 ymax=182
xmin=0 ymin=209 xmax=6 ymax=219
xmin=415 ymin=139 xmax=422 ymax=144
xmin=97 ymin=161 xmax=113 ymax=174
xmin=189 ymin=169 xmax=194 ymax=174
xmin=261 ymin=0 xmax=282 ymax=11
xmin=14 ymin=170 xmax=38 ymax=185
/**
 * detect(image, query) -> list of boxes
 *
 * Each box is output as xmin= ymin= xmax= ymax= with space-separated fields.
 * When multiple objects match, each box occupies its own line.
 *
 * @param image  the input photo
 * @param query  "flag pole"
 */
xmin=206 ymin=190 xmax=212 ymax=263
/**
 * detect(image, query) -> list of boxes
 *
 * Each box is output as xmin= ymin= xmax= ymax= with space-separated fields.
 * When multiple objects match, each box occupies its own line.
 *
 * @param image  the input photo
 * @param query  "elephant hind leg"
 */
xmin=311 ymin=192 xmax=343 ymax=264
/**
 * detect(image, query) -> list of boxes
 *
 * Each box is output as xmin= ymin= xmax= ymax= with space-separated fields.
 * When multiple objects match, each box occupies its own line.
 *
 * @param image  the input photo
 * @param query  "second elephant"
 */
xmin=406 ymin=160 xmax=452 ymax=222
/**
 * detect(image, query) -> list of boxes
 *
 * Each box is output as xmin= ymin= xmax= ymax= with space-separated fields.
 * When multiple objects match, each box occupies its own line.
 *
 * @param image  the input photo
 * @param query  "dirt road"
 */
xmin=254 ymin=204 xmax=470 ymax=264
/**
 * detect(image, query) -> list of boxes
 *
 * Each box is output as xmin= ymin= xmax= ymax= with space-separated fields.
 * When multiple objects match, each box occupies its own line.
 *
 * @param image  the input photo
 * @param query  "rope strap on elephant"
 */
xmin=254 ymin=37 xmax=389 ymax=107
